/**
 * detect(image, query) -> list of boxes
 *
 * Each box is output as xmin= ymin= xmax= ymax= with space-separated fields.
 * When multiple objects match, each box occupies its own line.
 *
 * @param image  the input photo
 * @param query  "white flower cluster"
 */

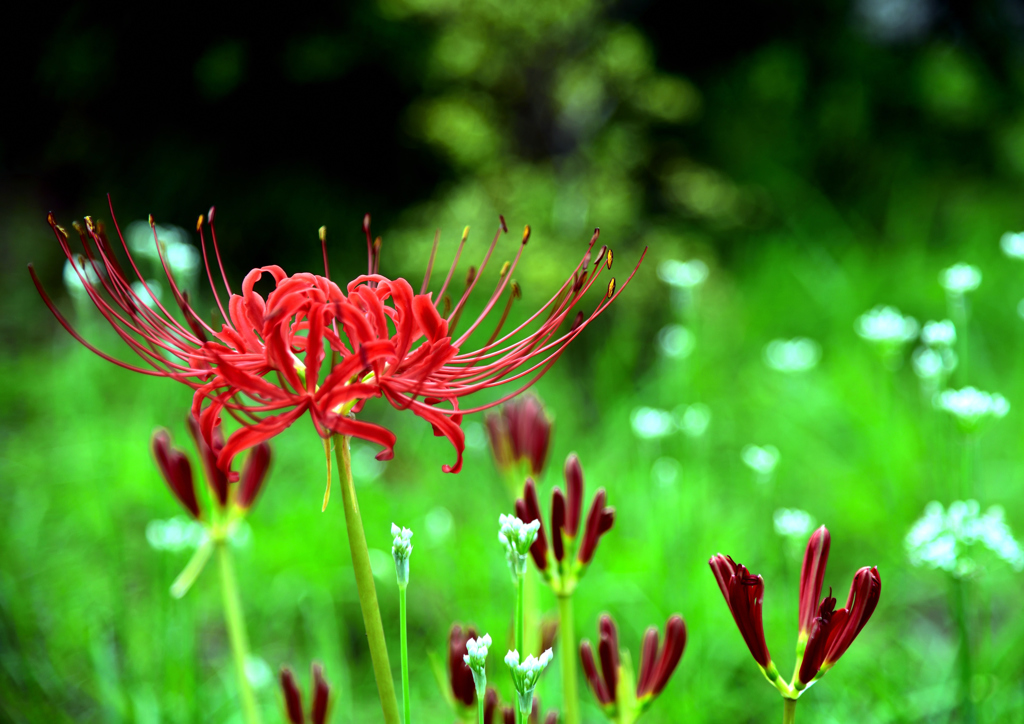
xmin=498 ymin=515 xmax=541 ymax=576
xmin=855 ymin=305 xmax=919 ymax=347
xmin=658 ymin=324 xmax=696 ymax=359
xmin=62 ymin=255 xmax=104 ymax=299
xmin=126 ymin=221 xmax=201 ymax=281
xmin=774 ymin=508 xmax=816 ymax=540
xmin=934 ymin=387 xmax=1009 ymax=430
xmin=505 ymin=649 xmax=554 ymax=714
xmin=906 ymin=500 xmax=1024 ymax=578
xmin=913 ymin=320 xmax=957 ymax=388
xmin=390 ymin=523 xmax=413 ymax=586
xmin=939 ymin=263 xmax=982 ymax=296
xmin=921 ymin=320 xmax=956 ymax=347
xmin=658 ymin=259 xmax=709 ymax=289
xmin=763 ymin=338 xmax=821 ymax=373
xmin=1001 ymin=231 xmax=1024 ymax=260
xmin=741 ymin=444 xmax=780 ymax=480
xmin=464 ymin=634 xmax=492 ymax=694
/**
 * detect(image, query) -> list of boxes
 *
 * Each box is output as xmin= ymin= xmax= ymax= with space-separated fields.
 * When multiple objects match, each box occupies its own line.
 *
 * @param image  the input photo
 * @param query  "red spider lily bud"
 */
xmin=797 ymin=592 xmax=838 ymax=685
xmin=151 ymin=429 xmax=200 ymax=519
xmin=502 ymin=706 xmax=515 ymax=724
xmin=709 ymin=554 xmax=772 ymax=668
xmin=540 ymin=616 xmax=559 ymax=655
xmin=580 ymin=640 xmax=613 ymax=705
xmin=577 ymin=489 xmax=614 ymax=565
xmin=448 ymin=624 xmax=478 ymax=706
xmin=598 ymin=615 xmax=620 ymax=700
xmin=516 ymin=478 xmax=549 ymax=571
xmin=543 ymin=713 xmax=557 ymax=724
xmin=236 ymin=441 xmax=272 ymax=509
xmin=186 ymin=414 xmax=229 ymax=507
xmin=564 ymin=454 xmax=583 ymax=537
xmin=280 ymin=667 xmax=305 ymax=724
xmin=799 ymin=526 xmax=831 ymax=636
xmin=311 ymin=662 xmax=330 ymax=724
xmin=822 ymin=566 xmax=881 ymax=668
xmin=636 ymin=614 xmax=687 ymax=699
xmin=550 ymin=488 xmax=566 ymax=562
xmin=486 ymin=395 xmax=553 ymax=477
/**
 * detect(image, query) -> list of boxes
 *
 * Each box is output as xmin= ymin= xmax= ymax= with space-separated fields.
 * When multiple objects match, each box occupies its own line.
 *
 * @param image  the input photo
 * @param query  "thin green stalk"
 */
xmin=952 ymin=576 xmax=977 ymax=724
xmin=960 ymin=434 xmax=976 ymax=501
xmin=783 ymin=698 xmax=797 ymax=724
xmin=477 ymin=694 xmax=485 ymax=724
xmin=334 ymin=434 xmax=400 ymax=724
xmin=399 ymin=585 xmax=410 ymax=724
xmin=215 ymin=540 xmax=262 ymax=724
xmin=515 ymin=572 xmax=525 ymax=724
xmin=557 ymin=594 xmax=580 ymax=724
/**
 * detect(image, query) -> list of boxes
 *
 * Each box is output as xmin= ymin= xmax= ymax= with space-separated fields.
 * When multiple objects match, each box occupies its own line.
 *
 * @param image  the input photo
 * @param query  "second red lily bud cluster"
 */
xmin=580 ymin=614 xmax=686 ymax=723
xmin=152 ymin=415 xmax=272 ymax=521
xmin=709 ymin=525 xmax=881 ymax=700
xmin=515 ymin=454 xmax=614 ymax=594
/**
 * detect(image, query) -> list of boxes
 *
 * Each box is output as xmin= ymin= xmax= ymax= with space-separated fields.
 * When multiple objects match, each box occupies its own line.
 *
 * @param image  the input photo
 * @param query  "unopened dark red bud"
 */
xmin=280 ymin=667 xmax=305 ymax=724
xmin=544 ymin=712 xmax=557 ymax=724
xmin=636 ymin=627 xmax=660 ymax=698
xmin=647 ymin=615 xmax=686 ymax=697
xmin=448 ymin=624 xmax=477 ymax=706
xmin=598 ymin=614 xmax=619 ymax=703
xmin=502 ymin=706 xmax=515 ymax=724
xmin=709 ymin=554 xmax=772 ymax=668
xmin=186 ymin=414 xmax=229 ymax=507
xmin=237 ymin=442 xmax=272 ymax=509
xmin=311 ymin=662 xmax=330 ymax=724
xmin=799 ymin=526 xmax=831 ymax=635
xmin=798 ymin=593 xmax=837 ymax=685
xmin=151 ymin=429 xmax=200 ymax=519
xmin=520 ymin=478 xmax=549 ymax=571
xmin=578 ymin=488 xmax=613 ymax=565
xmin=580 ymin=640 xmax=613 ymax=705
xmin=551 ymin=488 xmax=566 ymax=562
xmin=564 ymin=454 xmax=583 ymax=537
xmin=484 ymin=688 xmax=499 ymax=724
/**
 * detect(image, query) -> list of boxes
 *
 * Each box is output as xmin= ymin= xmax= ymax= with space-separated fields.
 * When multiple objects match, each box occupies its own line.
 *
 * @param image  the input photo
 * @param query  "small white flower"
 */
xmin=855 ymin=305 xmax=919 ymax=346
xmin=939 ymin=263 xmax=982 ymax=295
xmin=63 ymin=256 xmax=103 ymax=298
xmin=906 ymin=500 xmax=1024 ymax=576
xmin=630 ymin=407 xmax=676 ymax=439
xmin=130 ymin=280 xmax=164 ymax=308
xmin=658 ymin=325 xmax=696 ymax=359
xmin=912 ymin=347 xmax=957 ymax=383
xmin=763 ymin=338 xmax=821 ymax=373
xmin=934 ymin=387 xmax=1009 ymax=430
xmin=464 ymin=634 xmax=492 ymax=695
xmin=505 ymin=649 xmax=554 ymax=714
xmin=679 ymin=403 xmax=711 ymax=438
xmin=773 ymin=509 xmax=816 ymax=539
xmin=921 ymin=320 xmax=956 ymax=347
xmin=498 ymin=515 xmax=541 ymax=576
xmin=741 ymin=444 xmax=780 ymax=478
xmin=1001 ymin=231 xmax=1024 ymax=260
xmin=657 ymin=259 xmax=709 ymax=289
xmin=391 ymin=523 xmax=413 ymax=586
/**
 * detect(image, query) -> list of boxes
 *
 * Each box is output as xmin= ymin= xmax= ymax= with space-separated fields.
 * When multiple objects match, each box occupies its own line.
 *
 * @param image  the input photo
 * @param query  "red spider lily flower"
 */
xmin=486 ymin=394 xmax=552 ymax=477
xmin=448 ymin=624 xmax=479 ymax=707
xmin=580 ymin=614 xmax=686 ymax=719
xmin=796 ymin=566 xmax=881 ymax=687
xmin=513 ymin=454 xmax=614 ymax=593
xmin=798 ymin=526 xmax=830 ymax=638
xmin=151 ymin=429 xmax=201 ymax=519
xmin=32 ymin=201 xmax=644 ymax=490
xmin=708 ymin=554 xmax=772 ymax=670
xmin=280 ymin=663 xmax=332 ymax=724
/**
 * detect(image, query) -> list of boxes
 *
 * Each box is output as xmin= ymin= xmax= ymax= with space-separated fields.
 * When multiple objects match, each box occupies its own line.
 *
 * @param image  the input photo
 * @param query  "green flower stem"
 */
xmin=477 ymin=692 xmax=485 ymax=724
xmin=399 ymin=584 xmax=411 ymax=724
xmin=960 ymin=433 xmax=976 ymax=501
xmin=557 ymin=593 xmax=580 ymax=724
xmin=953 ymin=575 xmax=977 ymax=724
xmin=334 ymin=434 xmax=400 ymax=724
xmin=783 ymin=698 xmax=797 ymax=724
xmin=515 ymin=571 xmax=525 ymax=724
xmin=215 ymin=539 xmax=262 ymax=724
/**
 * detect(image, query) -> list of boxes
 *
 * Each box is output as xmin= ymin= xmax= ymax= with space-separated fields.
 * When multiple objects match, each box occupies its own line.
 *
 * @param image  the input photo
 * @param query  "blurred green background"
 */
xmin=4 ymin=0 xmax=1024 ymax=721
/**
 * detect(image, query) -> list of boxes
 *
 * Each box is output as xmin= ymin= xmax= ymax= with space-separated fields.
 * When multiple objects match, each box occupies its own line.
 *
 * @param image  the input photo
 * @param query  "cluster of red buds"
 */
xmin=709 ymin=526 xmax=881 ymax=700
xmin=152 ymin=414 xmax=272 ymax=520
xmin=579 ymin=614 xmax=686 ymax=722
xmin=280 ymin=663 xmax=331 ymax=724
xmin=447 ymin=626 xmax=558 ymax=723
xmin=514 ymin=454 xmax=614 ymax=595
xmin=485 ymin=394 xmax=552 ymax=481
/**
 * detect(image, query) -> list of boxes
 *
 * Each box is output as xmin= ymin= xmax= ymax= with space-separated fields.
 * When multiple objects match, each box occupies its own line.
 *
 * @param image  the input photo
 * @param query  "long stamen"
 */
xmin=421 ymin=229 xmax=440 ymax=295
xmin=434 ymin=226 xmax=470 ymax=308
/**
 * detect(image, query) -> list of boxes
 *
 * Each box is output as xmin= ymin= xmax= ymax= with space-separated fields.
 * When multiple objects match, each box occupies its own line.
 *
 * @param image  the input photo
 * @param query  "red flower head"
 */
xmin=580 ymin=613 xmax=686 ymax=717
xmin=710 ymin=527 xmax=881 ymax=700
xmin=280 ymin=662 xmax=331 ymax=724
xmin=32 ymin=202 xmax=643 ymax=498
xmin=513 ymin=454 xmax=614 ymax=594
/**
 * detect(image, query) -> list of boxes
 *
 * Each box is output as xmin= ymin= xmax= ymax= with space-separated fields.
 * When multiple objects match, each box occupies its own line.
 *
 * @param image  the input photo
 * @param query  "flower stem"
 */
xmin=215 ymin=539 xmax=262 ymax=724
xmin=556 ymin=593 xmax=580 ymax=724
xmin=477 ymin=693 xmax=485 ymax=724
xmin=334 ymin=434 xmax=400 ymax=724
xmin=783 ymin=698 xmax=797 ymax=724
xmin=399 ymin=584 xmax=411 ymax=724
xmin=515 ymin=571 xmax=525 ymax=724
xmin=952 ymin=575 xmax=977 ymax=724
